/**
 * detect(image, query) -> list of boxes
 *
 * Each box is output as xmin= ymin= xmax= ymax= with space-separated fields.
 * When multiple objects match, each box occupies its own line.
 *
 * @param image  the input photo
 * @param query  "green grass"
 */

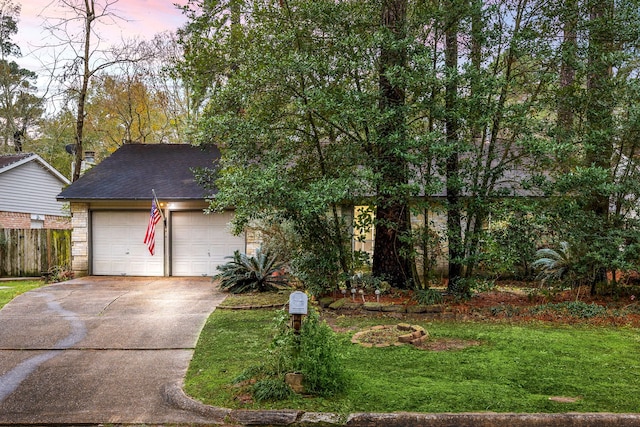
xmin=185 ymin=308 xmax=640 ymax=413
xmin=218 ymin=291 xmax=291 ymax=308
xmin=0 ymin=280 xmax=45 ymax=309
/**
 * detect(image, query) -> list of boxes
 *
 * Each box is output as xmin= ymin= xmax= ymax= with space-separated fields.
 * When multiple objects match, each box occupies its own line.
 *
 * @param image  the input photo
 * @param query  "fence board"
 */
xmin=0 ymin=229 xmax=71 ymax=277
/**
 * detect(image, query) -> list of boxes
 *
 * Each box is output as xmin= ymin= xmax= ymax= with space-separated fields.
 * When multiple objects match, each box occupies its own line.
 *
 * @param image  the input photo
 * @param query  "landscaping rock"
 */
xmin=410 ymin=335 xmax=427 ymax=345
xmin=328 ymin=298 xmax=349 ymax=310
xmin=406 ymin=304 xmax=444 ymax=314
xmin=318 ymin=297 xmax=334 ymax=308
xmin=298 ymin=411 xmax=344 ymax=425
xmin=405 ymin=305 xmax=428 ymax=313
xmin=398 ymin=333 xmax=414 ymax=343
xmin=381 ymin=305 xmax=406 ymax=313
xmin=363 ymin=302 xmax=384 ymax=311
xmin=229 ymin=409 xmax=301 ymax=425
xmin=410 ymin=325 xmax=427 ymax=335
xmin=397 ymin=323 xmax=412 ymax=331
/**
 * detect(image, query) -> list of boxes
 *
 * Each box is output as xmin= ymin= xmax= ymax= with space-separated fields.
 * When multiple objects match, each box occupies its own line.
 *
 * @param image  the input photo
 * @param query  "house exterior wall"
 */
xmin=0 ymin=161 xmax=70 ymax=217
xmin=0 ymin=211 xmax=71 ymax=229
xmin=353 ymin=204 xmax=449 ymax=280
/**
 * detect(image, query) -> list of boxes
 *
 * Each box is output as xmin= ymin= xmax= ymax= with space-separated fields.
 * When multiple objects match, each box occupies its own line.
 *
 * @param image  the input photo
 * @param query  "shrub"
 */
xmin=238 ymin=308 xmax=348 ymax=399
xmin=296 ymin=309 xmax=348 ymax=396
xmin=252 ymin=379 xmax=293 ymax=402
xmin=532 ymin=242 xmax=574 ymax=285
xmin=530 ymin=301 xmax=606 ymax=318
xmin=45 ymin=265 xmax=74 ymax=283
xmin=214 ymin=248 xmax=290 ymax=294
xmin=413 ymin=288 xmax=444 ymax=305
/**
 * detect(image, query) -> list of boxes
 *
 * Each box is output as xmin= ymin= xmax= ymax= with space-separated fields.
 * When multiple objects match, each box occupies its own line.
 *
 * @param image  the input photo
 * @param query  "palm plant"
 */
xmin=532 ymin=241 xmax=574 ymax=285
xmin=214 ymin=248 xmax=290 ymax=293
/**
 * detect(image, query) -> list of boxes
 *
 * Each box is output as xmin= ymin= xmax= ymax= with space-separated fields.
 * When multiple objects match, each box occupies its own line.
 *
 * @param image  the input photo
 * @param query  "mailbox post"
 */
xmin=289 ymin=291 xmax=308 ymax=333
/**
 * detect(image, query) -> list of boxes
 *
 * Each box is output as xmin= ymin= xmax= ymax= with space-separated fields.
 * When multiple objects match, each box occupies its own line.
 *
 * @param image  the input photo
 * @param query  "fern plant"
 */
xmin=532 ymin=242 xmax=574 ymax=285
xmin=214 ymin=249 xmax=290 ymax=293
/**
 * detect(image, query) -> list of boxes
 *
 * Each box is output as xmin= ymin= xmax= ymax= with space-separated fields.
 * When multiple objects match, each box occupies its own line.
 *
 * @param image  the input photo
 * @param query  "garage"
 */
xmin=92 ymin=210 xmax=165 ymax=276
xmin=57 ymin=144 xmax=255 ymax=277
xmin=171 ymin=211 xmax=245 ymax=276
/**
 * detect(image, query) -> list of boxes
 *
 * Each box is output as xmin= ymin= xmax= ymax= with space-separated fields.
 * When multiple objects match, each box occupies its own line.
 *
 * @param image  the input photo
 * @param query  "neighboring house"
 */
xmin=57 ymin=143 xmax=258 ymax=278
xmin=0 ymin=153 xmax=71 ymax=229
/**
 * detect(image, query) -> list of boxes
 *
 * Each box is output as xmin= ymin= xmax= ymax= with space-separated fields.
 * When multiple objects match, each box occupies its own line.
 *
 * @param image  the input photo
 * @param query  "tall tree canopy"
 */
xmin=0 ymin=0 xmax=43 ymax=152
xmin=178 ymin=0 xmax=640 ymax=295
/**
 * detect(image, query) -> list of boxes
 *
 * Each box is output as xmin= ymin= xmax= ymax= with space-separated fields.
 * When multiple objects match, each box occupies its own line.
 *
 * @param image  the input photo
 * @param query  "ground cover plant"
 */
xmin=185 ymin=289 xmax=640 ymax=414
xmin=0 ymin=280 xmax=44 ymax=309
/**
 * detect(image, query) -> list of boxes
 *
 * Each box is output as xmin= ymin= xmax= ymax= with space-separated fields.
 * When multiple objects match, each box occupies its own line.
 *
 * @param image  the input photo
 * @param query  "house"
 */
xmin=0 ymin=153 xmax=71 ymax=229
xmin=57 ymin=143 xmax=258 ymax=277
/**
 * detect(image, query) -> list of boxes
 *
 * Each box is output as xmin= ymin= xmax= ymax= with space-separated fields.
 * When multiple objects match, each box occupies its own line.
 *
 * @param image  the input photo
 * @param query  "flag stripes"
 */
xmin=144 ymin=200 xmax=162 ymax=255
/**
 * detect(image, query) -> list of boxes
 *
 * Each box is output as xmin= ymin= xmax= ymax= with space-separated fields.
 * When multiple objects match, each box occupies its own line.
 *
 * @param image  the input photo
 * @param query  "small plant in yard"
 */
xmin=214 ymin=248 xmax=290 ymax=294
xmin=45 ymin=265 xmax=74 ymax=283
xmin=252 ymin=378 xmax=293 ymax=402
xmin=531 ymin=301 xmax=607 ymax=319
xmin=532 ymin=242 xmax=574 ymax=285
xmin=413 ymin=288 xmax=444 ymax=305
xmin=234 ymin=308 xmax=347 ymax=401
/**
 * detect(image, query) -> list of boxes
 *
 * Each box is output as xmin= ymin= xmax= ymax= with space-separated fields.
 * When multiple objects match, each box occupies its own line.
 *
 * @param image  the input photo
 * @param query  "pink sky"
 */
xmin=16 ymin=0 xmax=189 ymax=74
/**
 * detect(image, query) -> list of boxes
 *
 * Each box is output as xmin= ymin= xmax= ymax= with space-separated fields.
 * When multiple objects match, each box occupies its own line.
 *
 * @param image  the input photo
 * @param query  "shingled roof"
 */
xmin=0 ymin=153 xmax=33 ymax=170
xmin=57 ymin=144 xmax=220 ymax=200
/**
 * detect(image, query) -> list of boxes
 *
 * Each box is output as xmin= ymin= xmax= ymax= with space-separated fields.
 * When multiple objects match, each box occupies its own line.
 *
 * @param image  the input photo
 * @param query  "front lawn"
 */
xmin=185 ymin=304 xmax=640 ymax=414
xmin=0 ymin=280 xmax=45 ymax=309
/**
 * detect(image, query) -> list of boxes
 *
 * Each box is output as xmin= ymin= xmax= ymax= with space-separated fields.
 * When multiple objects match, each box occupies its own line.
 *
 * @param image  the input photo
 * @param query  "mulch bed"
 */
xmin=320 ymin=283 xmax=640 ymax=328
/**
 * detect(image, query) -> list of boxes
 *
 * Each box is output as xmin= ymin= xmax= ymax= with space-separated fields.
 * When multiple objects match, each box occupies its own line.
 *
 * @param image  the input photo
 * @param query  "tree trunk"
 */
xmin=372 ymin=0 xmax=414 ymax=288
xmin=445 ymin=0 xmax=464 ymax=293
xmin=557 ymin=0 xmax=577 ymax=146
xmin=72 ymin=0 xmax=95 ymax=182
xmin=585 ymin=0 xmax=614 ymax=293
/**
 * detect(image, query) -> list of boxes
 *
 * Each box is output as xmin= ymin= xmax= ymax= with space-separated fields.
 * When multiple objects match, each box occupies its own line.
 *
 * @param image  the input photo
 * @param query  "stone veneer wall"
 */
xmin=69 ymin=202 xmax=89 ymax=277
xmin=245 ymin=228 xmax=262 ymax=257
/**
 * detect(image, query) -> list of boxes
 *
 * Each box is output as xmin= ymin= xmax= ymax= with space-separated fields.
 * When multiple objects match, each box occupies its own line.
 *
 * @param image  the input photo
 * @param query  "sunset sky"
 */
xmin=16 ymin=0 xmax=189 ymax=77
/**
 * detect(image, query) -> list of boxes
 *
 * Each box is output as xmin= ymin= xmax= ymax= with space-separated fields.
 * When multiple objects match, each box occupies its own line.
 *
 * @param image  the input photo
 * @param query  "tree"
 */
xmin=0 ymin=0 xmax=43 ymax=151
xmin=45 ymin=0 xmax=147 ymax=181
xmin=0 ymin=60 xmax=43 ymax=150
xmin=443 ymin=0 xmax=463 ymax=293
xmin=88 ymin=33 xmax=192 ymax=149
xmin=372 ymin=0 xmax=416 ymax=287
xmin=178 ymin=0 xmax=640 ymax=294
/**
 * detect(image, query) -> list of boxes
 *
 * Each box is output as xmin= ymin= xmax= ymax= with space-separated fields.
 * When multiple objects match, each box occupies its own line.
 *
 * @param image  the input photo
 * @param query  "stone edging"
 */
xmin=163 ymin=382 xmax=640 ymax=426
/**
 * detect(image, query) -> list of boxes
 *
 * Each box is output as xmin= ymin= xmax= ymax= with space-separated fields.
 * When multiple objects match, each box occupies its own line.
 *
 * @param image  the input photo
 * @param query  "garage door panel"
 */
xmin=92 ymin=211 xmax=164 ymax=276
xmin=171 ymin=211 xmax=245 ymax=277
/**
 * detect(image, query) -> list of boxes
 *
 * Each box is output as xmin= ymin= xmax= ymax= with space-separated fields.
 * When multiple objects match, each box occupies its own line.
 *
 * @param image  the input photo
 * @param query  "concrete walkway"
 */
xmin=0 ymin=276 xmax=225 ymax=425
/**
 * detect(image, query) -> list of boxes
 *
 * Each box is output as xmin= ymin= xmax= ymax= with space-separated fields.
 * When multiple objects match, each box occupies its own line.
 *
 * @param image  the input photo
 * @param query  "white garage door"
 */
xmin=171 ymin=211 xmax=245 ymax=276
xmin=92 ymin=211 xmax=165 ymax=276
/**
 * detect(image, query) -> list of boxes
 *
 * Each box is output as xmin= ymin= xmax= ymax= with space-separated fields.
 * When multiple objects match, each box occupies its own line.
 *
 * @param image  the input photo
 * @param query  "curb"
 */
xmin=163 ymin=383 xmax=640 ymax=427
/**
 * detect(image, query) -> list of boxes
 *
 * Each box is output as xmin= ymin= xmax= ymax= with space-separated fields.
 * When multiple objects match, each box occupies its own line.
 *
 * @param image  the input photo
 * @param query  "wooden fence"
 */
xmin=0 ymin=229 xmax=71 ymax=277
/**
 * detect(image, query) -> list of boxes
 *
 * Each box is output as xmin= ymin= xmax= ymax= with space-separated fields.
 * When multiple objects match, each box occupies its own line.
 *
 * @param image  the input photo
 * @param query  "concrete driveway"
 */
xmin=0 ymin=276 xmax=226 ymax=425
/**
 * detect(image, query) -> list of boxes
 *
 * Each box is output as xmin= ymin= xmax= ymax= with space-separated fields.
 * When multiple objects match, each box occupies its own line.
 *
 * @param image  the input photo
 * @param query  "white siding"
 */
xmin=0 ymin=161 xmax=69 ymax=216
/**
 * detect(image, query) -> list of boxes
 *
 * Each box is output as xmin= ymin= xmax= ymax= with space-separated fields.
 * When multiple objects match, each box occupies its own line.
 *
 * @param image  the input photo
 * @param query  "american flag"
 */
xmin=144 ymin=200 xmax=162 ymax=255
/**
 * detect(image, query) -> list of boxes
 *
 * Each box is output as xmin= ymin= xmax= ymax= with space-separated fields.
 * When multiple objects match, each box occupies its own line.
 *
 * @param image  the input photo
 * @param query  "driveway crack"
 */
xmin=98 ymin=292 xmax=129 ymax=316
